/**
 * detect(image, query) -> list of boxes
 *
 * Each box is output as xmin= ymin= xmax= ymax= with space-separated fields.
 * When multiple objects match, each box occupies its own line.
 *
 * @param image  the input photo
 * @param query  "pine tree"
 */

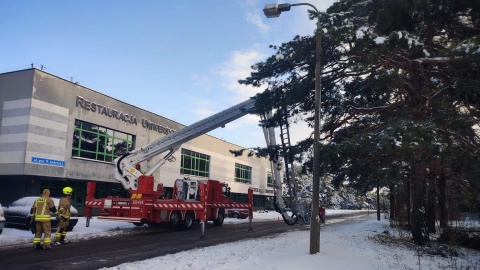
xmin=240 ymin=0 xmax=480 ymax=245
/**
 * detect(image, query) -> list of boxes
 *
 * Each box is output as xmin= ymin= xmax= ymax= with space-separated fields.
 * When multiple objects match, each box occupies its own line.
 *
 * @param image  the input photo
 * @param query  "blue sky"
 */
xmin=1 ymin=0 xmax=336 ymax=148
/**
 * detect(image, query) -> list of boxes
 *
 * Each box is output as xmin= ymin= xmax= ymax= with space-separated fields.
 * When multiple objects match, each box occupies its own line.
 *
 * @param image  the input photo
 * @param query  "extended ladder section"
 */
xmin=261 ymin=111 xmax=283 ymax=207
xmin=278 ymin=105 xmax=296 ymax=197
xmin=261 ymin=111 xmax=297 ymax=225
xmin=115 ymin=99 xmax=256 ymax=191
xmin=262 ymin=108 xmax=322 ymax=226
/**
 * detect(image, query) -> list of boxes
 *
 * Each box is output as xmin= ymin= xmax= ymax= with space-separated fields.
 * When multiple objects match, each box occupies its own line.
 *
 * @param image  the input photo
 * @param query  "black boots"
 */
xmin=53 ymin=235 xmax=69 ymax=245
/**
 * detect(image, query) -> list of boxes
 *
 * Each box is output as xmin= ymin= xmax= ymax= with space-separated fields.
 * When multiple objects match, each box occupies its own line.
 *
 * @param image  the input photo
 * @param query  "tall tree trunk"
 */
xmin=410 ymin=153 xmax=428 ymax=245
xmin=403 ymin=178 xmax=411 ymax=229
xmin=389 ymin=183 xmax=395 ymax=221
xmin=377 ymin=179 xmax=380 ymax=221
xmin=426 ymin=170 xmax=436 ymax=234
xmin=438 ymin=171 xmax=447 ymax=228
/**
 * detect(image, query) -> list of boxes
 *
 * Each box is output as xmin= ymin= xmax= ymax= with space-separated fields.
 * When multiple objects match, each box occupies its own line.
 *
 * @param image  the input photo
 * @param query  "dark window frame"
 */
xmin=235 ymin=163 xmax=252 ymax=184
xmin=72 ymin=120 xmax=135 ymax=163
xmin=267 ymin=172 xmax=274 ymax=187
xmin=180 ymin=149 xmax=210 ymax=178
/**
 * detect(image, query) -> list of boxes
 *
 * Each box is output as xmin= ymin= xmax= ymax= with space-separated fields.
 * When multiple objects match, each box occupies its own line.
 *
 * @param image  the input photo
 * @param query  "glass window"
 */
xmin=72 ymin=120 xmax=135 ymax=163
xmin=115 ymin=131 xmax=128 ymax=140
xmin=267 ymin=172 xmax=274 ymax=187
xmin=235 ymin=163 xmax=252 ymax=184
xmin=180 ymin=149 xmax=210 ymax=178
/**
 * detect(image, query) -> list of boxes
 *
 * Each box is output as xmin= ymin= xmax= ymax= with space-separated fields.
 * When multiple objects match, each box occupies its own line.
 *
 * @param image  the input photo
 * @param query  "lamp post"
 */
xmin=263 ymin=3 xmax=322 ymax=254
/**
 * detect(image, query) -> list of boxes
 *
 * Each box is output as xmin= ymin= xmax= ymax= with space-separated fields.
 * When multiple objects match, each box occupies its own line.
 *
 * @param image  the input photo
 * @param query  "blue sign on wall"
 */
xmin=31 ymin=157 xmax=66 ymax=167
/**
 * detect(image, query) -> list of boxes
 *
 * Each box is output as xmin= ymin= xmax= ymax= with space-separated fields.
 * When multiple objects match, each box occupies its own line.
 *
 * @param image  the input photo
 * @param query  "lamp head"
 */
xmin=263 ymin=3 xmax=291 ymax=18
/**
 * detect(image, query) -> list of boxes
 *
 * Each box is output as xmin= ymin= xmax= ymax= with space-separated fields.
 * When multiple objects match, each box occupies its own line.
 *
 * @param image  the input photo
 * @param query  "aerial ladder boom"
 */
xmin=262 ymin=110 xmax=325 ymax=226
xmin=261 ymin=111 xmax=297 ymax=225
xmin=115 ymin=99 xmax=255 ymax=191
xmin=96 ymin=93 xmax=313 ymax=228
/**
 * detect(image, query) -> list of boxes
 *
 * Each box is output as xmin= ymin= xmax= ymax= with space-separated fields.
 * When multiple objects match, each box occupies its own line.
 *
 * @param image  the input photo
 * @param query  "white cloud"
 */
xmin=205 ymin=43 xmax=315 ymax=146
xmin=187 ymin=0 xmax=340 ymax=146
xmin=217 ymin=50 xmax=264 ymax=80
xmin=184 ymin=47 xmax=269 ymax=147
xmin=215 ymin=49 xmax=267 ymax=101
xmin=245 ymin=12 xmax=270 ymax=33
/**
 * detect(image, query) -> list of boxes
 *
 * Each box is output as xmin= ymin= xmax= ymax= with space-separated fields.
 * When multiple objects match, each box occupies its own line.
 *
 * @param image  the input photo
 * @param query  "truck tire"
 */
xmin=169 ymin=211 xmax=181 ymax=228
xmin=182 ymin=212 xmax=194 ymax=230
xmin=213 ymin=209 xmax=225 ymax=226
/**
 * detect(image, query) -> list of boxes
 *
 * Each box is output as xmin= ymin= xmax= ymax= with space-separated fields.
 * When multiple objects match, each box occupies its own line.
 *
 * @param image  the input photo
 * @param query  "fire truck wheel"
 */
xmin=213 ymin=209 xmax=225 ymax=226
xmin=182 ymin=212 xmax=194 ymax=230
xmin=169 ymin=211 xmax=181 ymax=228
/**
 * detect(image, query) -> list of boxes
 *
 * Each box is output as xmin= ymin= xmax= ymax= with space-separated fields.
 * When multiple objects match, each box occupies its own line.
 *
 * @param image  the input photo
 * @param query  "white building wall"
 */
xmin=0 ymin=69 xmax=275 ymax=197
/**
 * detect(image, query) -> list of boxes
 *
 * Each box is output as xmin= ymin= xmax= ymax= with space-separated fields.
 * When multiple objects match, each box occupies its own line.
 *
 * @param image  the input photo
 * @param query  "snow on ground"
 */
xmin=1 ymin=210 xmax=479 ymax=269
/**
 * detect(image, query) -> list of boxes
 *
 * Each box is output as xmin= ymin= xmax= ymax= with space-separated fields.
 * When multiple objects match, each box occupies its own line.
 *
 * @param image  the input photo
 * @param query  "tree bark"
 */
xmin=377 ymin=179 xmax=381 ymax=221
xmin=389 ymin=183 xmax=395 ymax=221
xmin=438 ymin=171 xmax=447 ymax=228
xmin=426 ymin=170 xmax=436 ymax=234
xmin=410 ymin=152 xmax=428 ymax=245
xmin=403 ymin=178 xmax=411 ymax=229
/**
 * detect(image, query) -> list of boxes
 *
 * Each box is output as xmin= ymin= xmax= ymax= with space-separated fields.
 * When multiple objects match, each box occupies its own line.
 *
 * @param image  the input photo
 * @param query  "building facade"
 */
xmin=0 ymin=68 xmax=276 ymax=214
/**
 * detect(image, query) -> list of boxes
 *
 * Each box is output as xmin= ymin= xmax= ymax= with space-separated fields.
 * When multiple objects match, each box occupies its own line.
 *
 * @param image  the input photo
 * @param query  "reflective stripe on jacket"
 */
xmin=32 ymin=197 xmax=55 ymax=222
xmin=58 ymin=197 xmax=71 ymax=219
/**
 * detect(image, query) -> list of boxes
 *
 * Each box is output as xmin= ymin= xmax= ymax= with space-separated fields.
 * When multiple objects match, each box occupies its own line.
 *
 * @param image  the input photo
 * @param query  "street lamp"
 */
xmin=263 ymin=2 xmax=322 ymax=254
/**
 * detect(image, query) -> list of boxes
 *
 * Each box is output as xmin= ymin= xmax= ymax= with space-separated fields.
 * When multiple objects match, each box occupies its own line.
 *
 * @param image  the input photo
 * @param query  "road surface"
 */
xmin=0 ymin=212 xmax=370 ymax=270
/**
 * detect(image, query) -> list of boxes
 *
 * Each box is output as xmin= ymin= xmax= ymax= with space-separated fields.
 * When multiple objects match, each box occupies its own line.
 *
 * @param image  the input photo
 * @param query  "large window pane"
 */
xmin=267 ymin=172 xmax=274 ymax=187
xmin=235 ymin=163 xmax=252 ymax=184
xmin=72 ymin=120 xmax=135 ymax=163
xmin=180 ymin=149 xmax=210 ymax=178
xmin=105 ymin=135 xmax=113 ymax=154
xmin=114 ymin=131 xmax=128 ymax=140
xmin=79 ymin=150 xmax=96 ymax=160
xmin=113 ymin=139 xmax=127 ymax=156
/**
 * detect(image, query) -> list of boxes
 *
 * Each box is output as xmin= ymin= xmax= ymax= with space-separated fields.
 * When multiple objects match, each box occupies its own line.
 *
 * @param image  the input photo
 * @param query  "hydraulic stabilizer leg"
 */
xmin=247 ymin=188 xmax=253 ymax=231
xmin=199 ymin=183 xmax=207 ymax=239
xmin=200 ymin=222 xmax=205 ymax=239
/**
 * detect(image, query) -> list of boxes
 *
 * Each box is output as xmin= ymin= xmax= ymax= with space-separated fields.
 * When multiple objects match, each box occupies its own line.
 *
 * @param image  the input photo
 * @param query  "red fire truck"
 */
xmin=85 ymin=97 xmax=323 ymax=236
xmin=85 ymin=99 xmax=259 ymax=236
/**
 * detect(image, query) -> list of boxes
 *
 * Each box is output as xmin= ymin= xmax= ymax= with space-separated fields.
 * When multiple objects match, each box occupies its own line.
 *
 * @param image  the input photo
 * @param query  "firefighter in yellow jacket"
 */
xmin=53 ymin=187 xmax=73 ymax=245
xmin=30 ymin=189 xmax=57 ymax=250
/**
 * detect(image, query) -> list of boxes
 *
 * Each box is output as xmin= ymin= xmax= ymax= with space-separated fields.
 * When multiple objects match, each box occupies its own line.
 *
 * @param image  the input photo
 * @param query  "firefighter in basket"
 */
xmin=30 ymin=189 xmax=57 ymax=250
xmin=53 ymin=187 xmax=73 ymax=245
